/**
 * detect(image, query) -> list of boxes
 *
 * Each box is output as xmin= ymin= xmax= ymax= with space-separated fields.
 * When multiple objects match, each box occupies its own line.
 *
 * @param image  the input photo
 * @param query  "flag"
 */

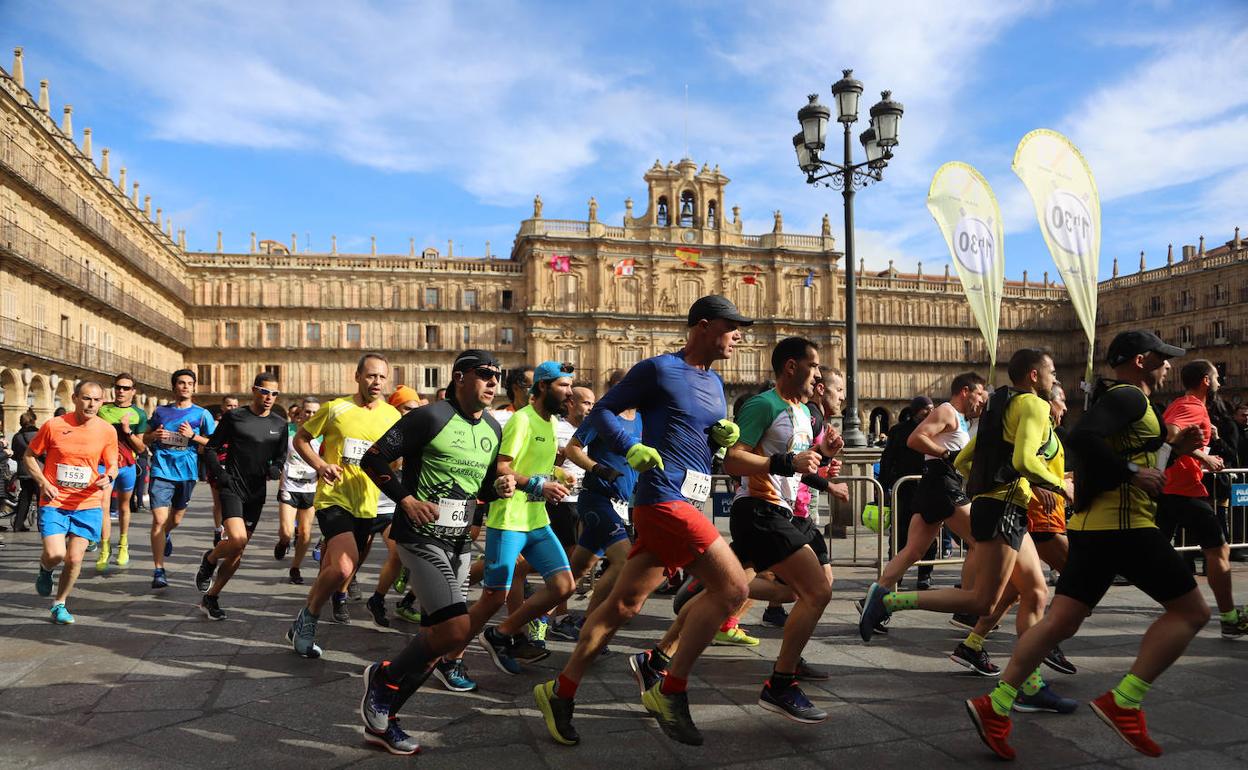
xmin=926 ymin=161 xmax=1005 ymax=378
xmin=1012 ymin=129 xmax=1100 ymax=382
xmin=803 ymin=270 xmax=815 ymax=288
xmin=675 ymin=247 xmax=701 ymax=267
xmin=741 ymin=264 xmax=762 ymax=285
xmin=549 ymin=253 xmax=571 ymax=273
xmin=613 ymin=258 xmax=635 ymax=277
xmin=742 ymin=274 xmax=758 ymax=285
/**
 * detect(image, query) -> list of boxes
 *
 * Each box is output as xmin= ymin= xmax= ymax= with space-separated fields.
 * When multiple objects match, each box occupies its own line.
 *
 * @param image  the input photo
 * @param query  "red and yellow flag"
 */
xmin=675 ymin=247 xmax=701 ymax=266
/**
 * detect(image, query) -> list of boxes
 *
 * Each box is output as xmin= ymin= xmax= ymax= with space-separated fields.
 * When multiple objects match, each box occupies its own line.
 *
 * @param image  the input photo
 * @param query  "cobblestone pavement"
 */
xmin=1 ymin=491 xmax=1246 ymax=768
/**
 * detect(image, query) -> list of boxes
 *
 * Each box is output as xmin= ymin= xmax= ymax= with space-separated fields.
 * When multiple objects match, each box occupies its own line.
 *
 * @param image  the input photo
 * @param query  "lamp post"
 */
xmin=794 ymin=69 xmax=903 ymax=448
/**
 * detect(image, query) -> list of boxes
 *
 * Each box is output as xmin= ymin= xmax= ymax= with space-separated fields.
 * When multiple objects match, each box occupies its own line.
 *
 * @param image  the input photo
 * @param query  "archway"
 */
xmin=54 ymin=377 xmax=75 ymax=411
xmin=868 ymin=406 xmax=892 ymax=440
xmin=0 ymin=367 xmax=25 ymax=435
xmin=27 ymin=372 xmax=53 ymax=423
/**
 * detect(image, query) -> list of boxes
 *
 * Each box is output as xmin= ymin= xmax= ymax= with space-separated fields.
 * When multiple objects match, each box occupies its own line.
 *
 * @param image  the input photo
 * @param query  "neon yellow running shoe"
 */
xmin=95 ymin=542 xmax=111 ymax=572
xmin=116 ymin=536 xmax=130 ymax=567
xmin=712 ymin=626 xmax=759 ymax=647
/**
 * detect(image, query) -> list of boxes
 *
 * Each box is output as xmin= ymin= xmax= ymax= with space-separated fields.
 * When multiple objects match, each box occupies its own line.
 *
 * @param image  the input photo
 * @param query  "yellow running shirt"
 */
xmin=955 ymin=391 xmax=1062 ymax=509
xmin=303 ymin=396 xmax=401 ymax=518
xmin=487 ymin=404 xmax=556 ymax=532
xmin=1068 ymin=383 xmax=1163 ymax=531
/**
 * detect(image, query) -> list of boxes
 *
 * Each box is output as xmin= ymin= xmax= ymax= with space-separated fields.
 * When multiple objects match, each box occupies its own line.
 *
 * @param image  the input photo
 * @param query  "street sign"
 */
xmin=1232 ymin=484 xmax=1248 ymax=506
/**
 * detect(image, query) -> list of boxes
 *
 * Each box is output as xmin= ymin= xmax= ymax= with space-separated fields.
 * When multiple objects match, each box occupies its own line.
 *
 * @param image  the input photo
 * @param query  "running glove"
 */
xmin=589 ymin=463 xmax=623 ymax=482
xmin=626 ymin=443 xmax=664 ymax=472
xmin=709 ymin=419 xmax=740 ymax=448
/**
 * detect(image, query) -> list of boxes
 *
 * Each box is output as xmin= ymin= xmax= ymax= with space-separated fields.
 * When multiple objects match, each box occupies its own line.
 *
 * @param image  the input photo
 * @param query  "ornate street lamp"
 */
xmin=795 ymin=69 xmax=903 ymax=448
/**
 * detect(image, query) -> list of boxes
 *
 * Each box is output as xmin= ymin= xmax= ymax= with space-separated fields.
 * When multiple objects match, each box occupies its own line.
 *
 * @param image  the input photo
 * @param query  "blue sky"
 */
xmin=6 ymin=0 xmax=1247 ymax=279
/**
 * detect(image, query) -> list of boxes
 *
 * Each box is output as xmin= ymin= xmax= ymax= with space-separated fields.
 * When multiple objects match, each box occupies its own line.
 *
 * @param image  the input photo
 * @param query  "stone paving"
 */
xmin=1 ymin=490 xmax=1247 ymax=768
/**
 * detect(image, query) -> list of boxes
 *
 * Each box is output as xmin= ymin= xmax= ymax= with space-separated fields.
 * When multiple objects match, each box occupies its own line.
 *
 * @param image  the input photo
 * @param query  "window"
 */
xmin=557 ymin=274 xmax=579 ymax=311
xmin=501 ymin=290 xmax=514 ymax=310
xmin=463 ymin=289 xmax=478 ymax=309
xmin=501 ymin=327 xmax=514 ymax=346
xmin=224 ymin=321 xmax=239 ymax=344
xmin=656 ymin=196 xmax=670 ymax=226
xmin=197 ymin=365 xmax=213 ymax=390
xmin=265 ymin=322 xmax=280 ymax=346
xmin=347 ymin=323 xmax=362 ymax=346
xmin=678 ymin=190 xmax=696 ymax=227
xmin=1179 ymin=325 xmax=1193 ymax=346
xmin=617 ymin=347 xmax=641 ymax=370
xmin=1149 ymin=295 xmax=1163 ymax=314
xmin=393 ymin=366 xmax=405 ymax=386
xmin=306 ymin=322 xmax=321 ymax=343
xmin=224 ymin=364 xmax=241 ymax=393
xmin=619 ymin=276 xmax=640 ymax=313
xmin=1179 ymin=289 xmax=1194 ymax=311
xmin=424 ymin=366 xmax=440 ymax=390
xmin=425 ymin=287 xmax=440 ymax=308
xmin=425 ymin=324 xmax=439 ymax=348
xmin=1213 ymin=320 xmax=1226 ymax=341
xmin=707 ymin=200 xmax=718 ymax=229
xmin=462 ymin=324 xmax=471 ymax=345
xmin=264 ymin=364 xmax=282 ymax=384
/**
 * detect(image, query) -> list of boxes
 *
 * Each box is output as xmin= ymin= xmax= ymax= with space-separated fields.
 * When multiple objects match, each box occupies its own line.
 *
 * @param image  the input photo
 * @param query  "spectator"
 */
xmin=11 ymin=410 xmax=40 ymax=531
xmin=878 ymin=396 xmax=936 ymax=589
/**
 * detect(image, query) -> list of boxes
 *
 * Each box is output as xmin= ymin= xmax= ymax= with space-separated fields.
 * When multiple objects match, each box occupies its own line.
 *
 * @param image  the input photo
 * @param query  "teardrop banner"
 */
xmin=1012 ymin=129 xmax=1101 ymax=383
xmin=926 ymin=161 xmax=1005 ymax=379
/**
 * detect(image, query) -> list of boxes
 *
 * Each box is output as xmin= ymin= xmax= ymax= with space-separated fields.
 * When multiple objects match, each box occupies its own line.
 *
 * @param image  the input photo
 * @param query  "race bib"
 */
xmin=164 ymin=431 xmax=190 ymax=448
xmin=286 ymin=464 xmax=316 ymax=481
xmin=435 ymin=498 xmax=471 ymax=528
xmin=341 ymin=437 xmax=370 ymax=466
xmin=680 ymin=469 xmax=712 ymax=503
xmin=611 ymin=497 xmax=630 ymax=522
xmin=56 ymin=464 xmax=92 ymax=489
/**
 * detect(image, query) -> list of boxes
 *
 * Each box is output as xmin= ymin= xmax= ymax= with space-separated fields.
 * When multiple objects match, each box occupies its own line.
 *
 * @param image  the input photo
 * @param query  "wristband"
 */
xmin=769 ymin=453 xmax=797 ymax=477
xmin=524 ymin=475 xmax=547 ymax=497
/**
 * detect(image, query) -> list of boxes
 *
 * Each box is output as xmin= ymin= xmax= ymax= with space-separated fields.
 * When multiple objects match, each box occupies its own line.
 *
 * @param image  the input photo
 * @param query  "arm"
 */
xmin=120 ymin=409 xmax=147 ymax=454
xmin=954 ymin=433 xmax=976 ymax=477
xmin=206 ymin=411 xmax=234 ymax=451
xmin=563 ymin=436 xmax=596 ymax=473
xmin=907 ymin=404 xmax=956 ymax=457
xmin=269 ymin=421 xmax=289 ymax=478
xmin=1011 ymin=396 xmax=1064 ymax=489
xmin=587 ymin=359 xmax=656 ymax=454
xmin=24 ymin=427 xmax=56 ymax=498
xmin=1069 ymin=386 xmax=1147 ymax=488
xmin=98 ymin=430 xmax=119 ymax=487
xmin=721 ymin=396 xmax=821 ymax=478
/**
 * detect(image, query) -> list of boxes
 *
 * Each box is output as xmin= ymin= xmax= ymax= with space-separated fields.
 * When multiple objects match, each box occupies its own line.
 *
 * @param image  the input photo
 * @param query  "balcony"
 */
xmin=0 ymin=317 xmax=168 ymax=390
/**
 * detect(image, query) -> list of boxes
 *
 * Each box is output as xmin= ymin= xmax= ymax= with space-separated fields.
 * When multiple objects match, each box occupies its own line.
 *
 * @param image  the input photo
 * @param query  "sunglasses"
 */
xmin=114 ymin=384 xmax=134 ymax=391
xmin=256 ymin=387 xmax=280 ymax=397
xmin=471 ymin=367 xmax=502 ymax=381
xmin=560 ymin=363 xmax=575 ymax=374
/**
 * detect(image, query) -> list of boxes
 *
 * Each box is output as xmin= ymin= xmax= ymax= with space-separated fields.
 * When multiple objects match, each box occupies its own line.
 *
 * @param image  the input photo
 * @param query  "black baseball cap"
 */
xmin=1106 ymin=330 xmax=1185 ymax=367
xmin=687 ymin=295 xmax=753 ymax=327
xmin=452 ymin=349 xmax=500 ymax=372
xmin=910 ymin=395 xmax=934 ymax=410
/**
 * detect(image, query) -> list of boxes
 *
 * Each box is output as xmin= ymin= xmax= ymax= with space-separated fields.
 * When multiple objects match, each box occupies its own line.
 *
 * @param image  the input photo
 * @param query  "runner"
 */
xmin=1157 ymin=359 xmax=1246 ymax=638
xmin=966 ymin=330 xmax=1208 ymax=760
xmin=470 ymin=360 xmax=576 ymax=672
xmin=143 ymin=369 xmax=216 ymax=589
xmin=546 ymin=382 xmax=595 ymax=642
xmin=209 ymin=394 xmax=240 ymax=544
xmin=357 ymin=350 xmax=513 ymax=755
xmin=534 ymin=295 xmax=751 ymax=747
xmin=194 ymin=373 xmax=288 ymax=619
xmin=25 ymin=381 xmax=117 ymax=624
xmin=276 ymin=397 xmax=319 ymax=584
xmin=491 ymin=366 xmax=534 ymax=429
xmin=95 ymin=372 xmax=148 ymax=571
xmin=286 ymin=353 xmax=401 ymax=657
xmin=860 ymin=349 xmax=1075 ymax=712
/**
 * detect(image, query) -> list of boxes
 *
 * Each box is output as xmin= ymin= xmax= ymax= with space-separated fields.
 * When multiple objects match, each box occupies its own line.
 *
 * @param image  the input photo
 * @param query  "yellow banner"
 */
xmin=1012 ymin=129 xmax=1101 ymax=381
xmin=926 ymin=162 xmax=1005 ymax=376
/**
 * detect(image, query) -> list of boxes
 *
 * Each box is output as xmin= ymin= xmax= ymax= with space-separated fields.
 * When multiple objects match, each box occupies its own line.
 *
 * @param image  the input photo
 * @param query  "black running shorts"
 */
xmin=316 ymin=505 xmax=382 ymax=554
xmin=915 ymin=459 xmax=970 ymax=524
xmin=546 ymin=501 xmax=578 ymax=553
xmin=729 ymin=497 xmax=822 ymax=572
xmin=970 ymin=496 xmax=1029 ymax=551
xmin=1056 ymin=528 xmax=1197 ymax=607
xmin=220 ymin=488 xmax=266 ymax=533
xmin=1156 ymin=494 xmax=1226 ymax=549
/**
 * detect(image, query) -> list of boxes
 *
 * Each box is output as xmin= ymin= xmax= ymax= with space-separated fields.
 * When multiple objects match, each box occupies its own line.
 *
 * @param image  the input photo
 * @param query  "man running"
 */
xmin=471 ymin=360 xmax=576 ymax=672
xmin=143 ymin=369 xmax=215 ymax=589
xmin=1158 ymin=359 xmax=1245 ymax=638
xmin=209 ymin=394 xmax=240 ymax=545
xmin=26 ymin=381 xmax=118 ymax=624
xmin=357 ymin=350 xmax=514 ymax=755
xmin=286 ymin=353 xmax=401 ymax=657
xmin=546 ymin=383 xmax=595 ymax=642
xmin=95 ymin=372 xmax=148 ymax=571
xmin=276 ymin=397 xmax=320 ymax=584
xmin=966 ymin=331 xmax=1208 ymax=760
xmin=195 ymin=373 xmax=288 ymax=619
xmin=534 ymin=295 xmax=750 ymax=747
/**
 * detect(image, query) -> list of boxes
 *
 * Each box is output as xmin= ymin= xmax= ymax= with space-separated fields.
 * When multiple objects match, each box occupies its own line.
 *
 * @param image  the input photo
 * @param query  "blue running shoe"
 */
xmin=363 ymin=718 xmax=420 ymax=756
xmin=433 ymin=659 xmax=478 ymax=692
xmin=287 ymin=607 xmax=323 ymax=658
xmin=629 ymin=650 xmax=664 ymax=694
xmin=1013 ymin=684 xmax=1078 ymax=714
xmin=164 ymin=534 xmax=173 ymax=558
xmin=151 ymin=568 xmax=168 ymax=589
xmin=360 ymin=662 xmax=396 ymax=731
xmin=36 ymin=567 xmax=54 ymax=597
xmin=479 ymin=627 xmax=522 ymax=674
xmin=759 ymin=680 xmax=827 ymax=724
xmin=858 ymin=582 xmax=891 ymax=642
xmin=50 ymin=603 xmax=75 ymax=625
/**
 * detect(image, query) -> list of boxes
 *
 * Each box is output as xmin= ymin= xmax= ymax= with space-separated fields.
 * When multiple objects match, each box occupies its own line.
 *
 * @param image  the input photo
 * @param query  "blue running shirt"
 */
xmin=587 ymin=352 xmax=726 ymax=506
xmin=574 ymin=412 xmax=642 ymax=502
xmin=149 ymin=403 xmax=215 ymax=482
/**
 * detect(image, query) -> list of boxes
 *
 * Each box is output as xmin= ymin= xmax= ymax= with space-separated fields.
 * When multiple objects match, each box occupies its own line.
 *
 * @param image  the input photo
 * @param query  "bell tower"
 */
xmin=629 ymin=159 xmax=732 ymax=238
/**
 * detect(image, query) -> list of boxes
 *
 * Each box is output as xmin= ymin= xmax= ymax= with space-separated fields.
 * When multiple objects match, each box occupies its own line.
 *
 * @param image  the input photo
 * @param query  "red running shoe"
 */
xmin=1090 ymin=691 xmax=1163 ymax=757
xmin=965 ymin=695 xmax=1016 ymax=760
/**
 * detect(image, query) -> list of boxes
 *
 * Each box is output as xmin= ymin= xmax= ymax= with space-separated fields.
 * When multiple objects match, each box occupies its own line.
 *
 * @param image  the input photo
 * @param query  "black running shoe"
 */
xmin=366 ymin=594 xmax=391 ymax=628
xmin=274 ymin=539 xmax=289 ymax=561
xmin=195 ymin=550 xmax=216 ymax=593
xmin=332 ymin=593 xmax=350 ymax=623
xmin=199 ymin=594 xmax=226 ymax=621
xmin=1043 ymin=645 xmax=1077 ymax=675
xmin=759 ymin=680 xmax=828 ymax=724
xmin=950 ymin=642 xmax=1000 ymax=676
xmin=949 ymin=612 xmax=979 ymax=632
xmin=629 ymin=651 xmax=664 ymax=694
xmin=288 ymin=568 xmax=303 ymax=585
xmin=533 ymin=680 xmax=580 ymax=745
xmin=642 ymin=682 xmax=703 ymax=746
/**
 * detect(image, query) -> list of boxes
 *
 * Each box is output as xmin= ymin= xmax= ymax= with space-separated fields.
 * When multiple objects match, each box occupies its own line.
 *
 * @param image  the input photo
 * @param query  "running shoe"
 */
xmin=761 ymin=606 xmax=789 ymax=628
xmin=347 ymin=576 xmax=362 ymax=601
xmin=759 ymin=680 xmax=828 ymax=724
xmin=858 ymin=582 xmax=891 ymax=642
xmin=95 ymin=542 xmax=110 ymax=572
xmin=312 ymin=538 xmax=323 ymax=563
xmin=394 ymin=601 xmax=422 ymax=624
xmin=526 ymin=615 xmax=550 ymax=647
xmin=629 ymin=650 xmax=664 ymax=694
xmin=1090 ymin=691 xmax=1162 ymax=757
xmin=35 ymin=567 xmax=54 ymax=597
xmin=512 ymin=638 xmax=552 ymax=663
xmin=642 ymin=682 xmax=703 ymax=746
xmin=332 ymin=592 xmax=350 ymax=623
xmin=965 ymin=694 xmax=1015 ymax=760
xmin=287 ymin=607 xmax=322 ymax=658
xmin=713 ymin=626 xmax=759 ymax=646
xmin=795 ymin=657 xmax=829 ymax=681
xmin=548 ymin=615 xmax=581 ymax=642
xmin=360 ymin=662 xmax=396 ymax=732
xmin=479 ymin=627 xmax=522 ymax=674
xmin=200 ymin=594 xmax=226 ymax=621
xmin=116 ymin=540 xmax=129 ymax=567
xmin=533 ymin=679 xmax=580 ymax=746
xmin=86 ymin=540 xmax=98 ymax=552
xmin=672 ymin=574 xmax=704 ymax=615
xmin=854 ymin=597 xmax=890 ymax=635
xmin=49 ymin=603 xmax=75 ymax=625
xmin=366 ymin=594 xmax=391 ymax=628
xmin=151 ymin=568 xmax=168 ymax=589
xmin=433 ymin=659 xmax=477 ymax=692
xmin=916 ymin=575 xmax=934 ymax=591
xmin=1043 ymin=645 xmax=1077 ymax=675
xmin=273 ymin=539 xmax=289 ymax=561
xmin=195 ymin=550 xmax=216 ymax=593
xmin=363 ymin=719 xmax=420 ymax=756
xmin=393 ymin=567 xmax=409 ymax=595
xmin=213 ymin=527 xmax=222 ymax=547
xmin=288 ymin=568 xmax=303 ymax=585
xmin=950 ymin=643 xmax=1000 ymax=677
xmin=1220 ymin=612 xmax=1248 ymax=639
xmin=949 ymin=612 xmax=978 ymax=632
xmin=654 ymin=571 xmax=682 ymax=596
xmin=164 ymin=534 xmax=173 ymax=557
xmin=1014 ymin=683 xmax=1077 ymax=714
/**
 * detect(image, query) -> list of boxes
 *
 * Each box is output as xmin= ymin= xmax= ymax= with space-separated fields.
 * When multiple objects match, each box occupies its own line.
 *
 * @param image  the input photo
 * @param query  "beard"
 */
xmin=543 ymin=388 xmax=568 ymax=416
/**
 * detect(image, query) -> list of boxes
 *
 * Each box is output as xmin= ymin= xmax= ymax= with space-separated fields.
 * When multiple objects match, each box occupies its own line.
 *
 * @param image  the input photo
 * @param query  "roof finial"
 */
xmin=38 ymin=79 xmax=49 ymax=112
xmin=100 ymin=147 xmax=109 ymax=176
xmin=1112 ymin=256 xmax=1119 ymax=277
xmin=250 ymin=231 xmax=257 ymax=252
xmin=447 ymin=239 xmax=454 ymax=258
xmin=216 ymin=231 xmax=223 ymax=251
xmin=291 ymin=233 xmax=297 ymax=253
xmin=12 ymin=47 xmax=24 ymax=89
xmin=118 ymin=165 xmax=126 ymax=191
xmin=409 ymin=237 xmax=415 ymax=257
xmin=330 ymin=234 xmax=337 ymax=254
xmin=81 ymin=127 xmax=91 ymax=157
xmin=61 ymin=105 xmax=72 ymax=137
xmin=1167 ymin=243 xmax=1173 ymax=264
xmin=144 ymin=195 xmax=151 ymax=218
xmin=1139 ymin=250 xmax=1146 ymax=271
xmin=132 ymin=181 xmax=140 ymax=205
xmin=485 ymin=240 xmax=491 ymax=258
xmin=370 ymin=235 xmax=377 ymax=256
xmin=1198 ymin=235 xmax=1205 ymax=256
xmin=1234 ymin=226 xmax=1242 ymax=249
xmin=1022 ymin=269 xmax=1029 ymax=285
xmin=179 ymin=229 xmax=187 ymax=250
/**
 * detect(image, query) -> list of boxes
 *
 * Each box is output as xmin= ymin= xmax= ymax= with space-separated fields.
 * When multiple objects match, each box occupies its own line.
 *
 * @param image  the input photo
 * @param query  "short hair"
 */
xmin=1180 ymin=359 xmax=1216 ymax=390
xmin=771 ymin=337 xmax=818 ymax=376
xmin=820 ymin=365 xmax=843 ymax=379
xmin=73 ymin=380 xmax=104 ymax=397
xmin=950 ymin=371 xmax=986 ymax=396
xmin=1006 ymin=348 xmax=1050 ymax=384
xmin=171 ymin=368 xmax=196 ymax=387
xmin=571 ymin=380 xmax=593 ymax=392
xmin=302 ymin=397 xmax=320 ymax=408
xmin=253 ymin=371 xmax=278 ymax=388
xmin=435 ymin=387 xmax=447 ymax=396
xmin=505 ymin=366 xmax=534 ymax=397
xmin=221 ymin=394 xmax=239 ymax=404
xmin=113 ymin=372 xmax=135 ymax=385
xmin=605 ymin=368 xmax=627 ymax=389
xmin=356 ymin=352 xmax=389 ymax=374
xmin=20 ymin=409 xmax=37 ymax=428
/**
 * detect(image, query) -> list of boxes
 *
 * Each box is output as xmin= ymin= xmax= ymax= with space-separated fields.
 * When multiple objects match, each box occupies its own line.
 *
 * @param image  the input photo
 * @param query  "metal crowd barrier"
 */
xmin=1173 ymin=467 xmax=1248 ymax=554
xmin=888 ymin=474 xmax=970 ymax=569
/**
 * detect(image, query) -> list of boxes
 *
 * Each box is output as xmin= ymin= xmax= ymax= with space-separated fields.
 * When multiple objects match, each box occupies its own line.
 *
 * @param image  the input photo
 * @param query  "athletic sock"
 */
xmin=389 ymin=635 xmax=433 ymax=683
xmin=989 ymin=681 xmax=1019 ymax=717
xmin=370 ymin=591 xmax=385 ymax=603
xmin=555 ymin=673 xmax=579 ymax=699
xmin=649 ymin=647 xmax=672 ymax=672
xmin=882 ymin=592 xmax=918 ymax=612
xmin=1021 ymin=667 xmax=1045 ymax=696
xmin=963 ymin=632 xmax=985 ymax=652
xmin=1220 ymin=608 xmax=1239 ymax=624
xmin=1112 ymin=673 xmax=1151 ymax=710
xmin=660 ymin=674 xmax=688 ymax=695
xmin=768 ymin=669 xmax=797 ymax=691
xmin=334 ymin=591 xmax=347 ymax=602
xmin=719 ymin=616 xmax=740 ymax=632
